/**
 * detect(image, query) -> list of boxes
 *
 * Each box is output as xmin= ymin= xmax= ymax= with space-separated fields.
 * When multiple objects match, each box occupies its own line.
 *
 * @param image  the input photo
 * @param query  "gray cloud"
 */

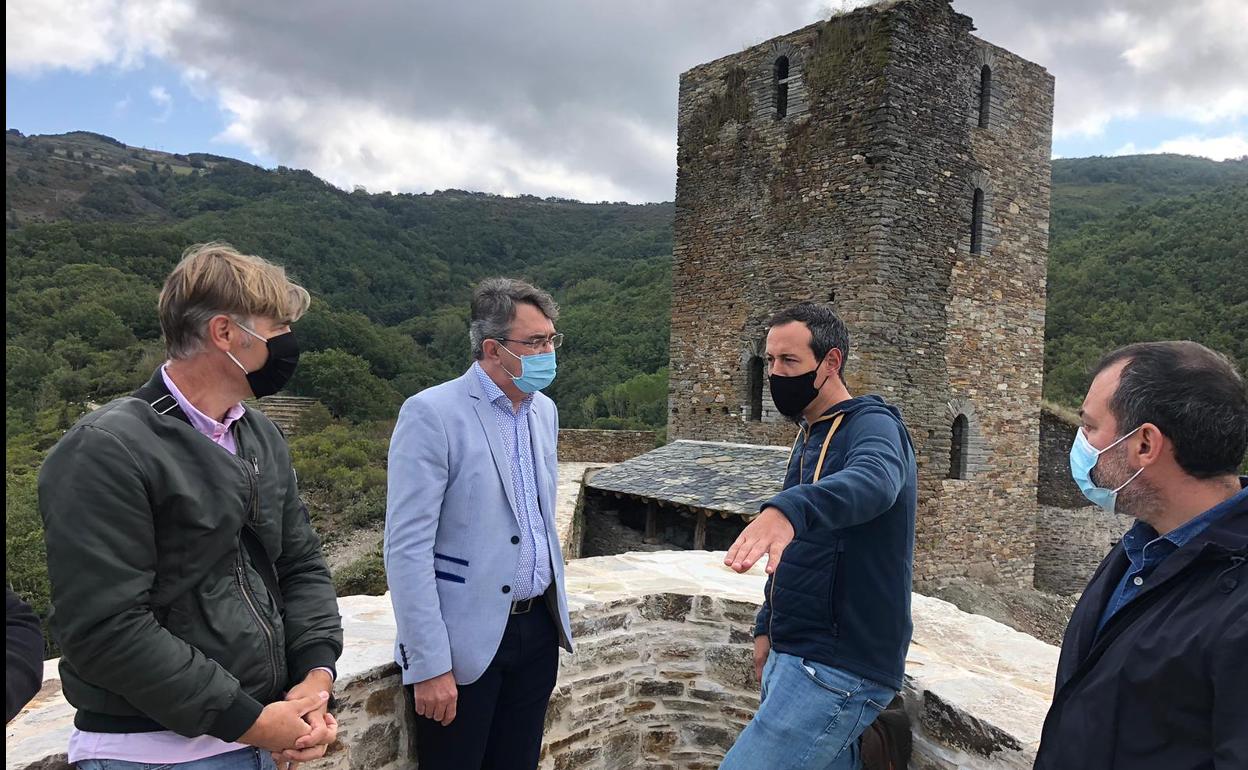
xmin=9 ymin=0 xmax=1246 ymax=200
xmin=955 ymin=0 xmax=1248 ymax=136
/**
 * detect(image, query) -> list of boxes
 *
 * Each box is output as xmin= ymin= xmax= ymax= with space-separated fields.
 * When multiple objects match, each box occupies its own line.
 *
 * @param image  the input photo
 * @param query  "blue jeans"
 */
xmin=721 ymin=651 xmax=896 ymax=770
xmin=77 ymin=748 xmax=277 ymax=770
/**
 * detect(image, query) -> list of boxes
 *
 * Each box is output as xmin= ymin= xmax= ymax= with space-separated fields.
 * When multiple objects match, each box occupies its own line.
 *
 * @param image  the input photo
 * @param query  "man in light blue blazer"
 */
xmin=385 ymin=277 xmax=574 ymax=770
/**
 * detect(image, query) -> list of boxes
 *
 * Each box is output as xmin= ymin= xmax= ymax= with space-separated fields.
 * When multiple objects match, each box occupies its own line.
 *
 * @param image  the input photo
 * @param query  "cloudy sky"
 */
xmin=7 ymin=0 xmax=1246 ymax=202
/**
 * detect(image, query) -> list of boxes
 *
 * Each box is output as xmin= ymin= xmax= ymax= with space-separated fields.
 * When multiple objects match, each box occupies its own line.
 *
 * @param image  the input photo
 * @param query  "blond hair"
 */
xmin=159 ymin=242 xmax=312 ymax=359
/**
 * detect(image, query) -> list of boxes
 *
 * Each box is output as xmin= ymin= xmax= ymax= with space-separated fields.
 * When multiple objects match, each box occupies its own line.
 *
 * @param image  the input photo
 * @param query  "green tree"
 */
xmin=290 ymin=349 xmax=402 ymax=422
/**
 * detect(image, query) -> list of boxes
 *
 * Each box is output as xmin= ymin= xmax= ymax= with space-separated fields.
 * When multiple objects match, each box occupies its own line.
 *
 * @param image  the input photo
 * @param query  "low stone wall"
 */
xmin=1037 ymin=407 xmax=1086 ymax=510
xmin=558 ymin=430 xmax=657 ymax=464
xmin=1034 ymin=504 xmax=1130 ymax=595
xmin=8 ymin=552 xmax=1059 ymax=770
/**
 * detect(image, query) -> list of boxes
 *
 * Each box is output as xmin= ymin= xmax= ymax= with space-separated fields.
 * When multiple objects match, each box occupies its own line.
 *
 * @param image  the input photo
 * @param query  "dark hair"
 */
xmin=767 ymin=302 xmax=850 ymax=378
xmin=1092 ymin=341 xmax=1248 ymax=478
xmin=469 ymin=277 xmax=559 ymax=360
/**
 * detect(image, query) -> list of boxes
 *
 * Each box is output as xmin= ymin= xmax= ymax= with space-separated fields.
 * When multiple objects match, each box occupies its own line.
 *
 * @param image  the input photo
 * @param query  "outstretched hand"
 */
xmin=725 ymin=506 xmax=795 ymax=574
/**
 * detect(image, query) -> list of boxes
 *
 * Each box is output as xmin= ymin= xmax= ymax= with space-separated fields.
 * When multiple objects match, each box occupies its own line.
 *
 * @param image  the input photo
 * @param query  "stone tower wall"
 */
xmin=668 ymin=0 xmax=1053 ymax=585
xmin=669 ymin=12 xmax=888 ymax=445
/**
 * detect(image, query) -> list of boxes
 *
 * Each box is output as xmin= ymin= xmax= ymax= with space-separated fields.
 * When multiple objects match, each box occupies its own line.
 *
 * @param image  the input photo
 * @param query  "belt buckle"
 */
xmin=511 ymin=597 xmax=534 ymax=615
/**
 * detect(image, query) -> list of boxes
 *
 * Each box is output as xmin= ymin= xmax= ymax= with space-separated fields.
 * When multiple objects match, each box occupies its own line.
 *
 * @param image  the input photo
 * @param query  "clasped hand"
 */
xmin=239 ymin=670 xmax=338 ymax=770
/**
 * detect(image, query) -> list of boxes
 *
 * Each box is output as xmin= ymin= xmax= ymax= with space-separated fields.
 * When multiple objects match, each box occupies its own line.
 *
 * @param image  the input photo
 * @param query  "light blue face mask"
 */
xmin=499 ymin=346 xmax=557 ymax=394
xmin=1069 ymin=425 xmax=1143 ymax=513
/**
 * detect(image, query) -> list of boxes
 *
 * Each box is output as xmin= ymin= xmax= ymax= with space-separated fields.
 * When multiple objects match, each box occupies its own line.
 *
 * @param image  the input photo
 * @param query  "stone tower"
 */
xmin=668 ymin=0 xmax=1054 ymax=585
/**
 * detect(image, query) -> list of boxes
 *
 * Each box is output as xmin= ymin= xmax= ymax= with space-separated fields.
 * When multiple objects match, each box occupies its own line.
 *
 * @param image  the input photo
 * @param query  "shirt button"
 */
xmin=502 ymin=585 xmax=512 ymax=594
xmin=1133 ymin=576 xmax=1144 ymax=586
xmin=511 ymin=536 xmax=520 ymax=545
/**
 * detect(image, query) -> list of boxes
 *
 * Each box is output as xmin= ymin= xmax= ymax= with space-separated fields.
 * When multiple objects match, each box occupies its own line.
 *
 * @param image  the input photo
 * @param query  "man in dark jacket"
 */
xmin=1035 ymin=340 xmax=1247 ymax=769
xmin=721 ymin=303 xmax=917 ymax=770
xmin=6 ymin=586 xmax=44 ymax=723
xmin=39 ymin=243 xmax=343 ymax=770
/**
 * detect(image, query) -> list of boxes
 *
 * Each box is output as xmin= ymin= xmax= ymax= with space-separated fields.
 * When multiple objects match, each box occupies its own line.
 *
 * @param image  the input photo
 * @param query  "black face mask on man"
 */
xmin=768 ymin=356 xmax=831 ymax=420
xmin=227 ymin=321 xmax=301 ymax=398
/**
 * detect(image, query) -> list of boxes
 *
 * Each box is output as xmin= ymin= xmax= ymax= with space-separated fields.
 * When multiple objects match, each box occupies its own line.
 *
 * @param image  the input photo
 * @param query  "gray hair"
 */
xmin=165 ymin=305 xmax=222 ymax=359
xmin=469 ymin=277 xmax=559 ymax=360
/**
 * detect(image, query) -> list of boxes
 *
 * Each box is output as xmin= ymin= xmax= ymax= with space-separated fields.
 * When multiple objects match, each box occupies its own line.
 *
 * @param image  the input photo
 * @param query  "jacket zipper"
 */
xmin=235 ymin=431 xmax=281 ymax=697
xmin=773 ymin=427 xmax=807 ymax=641
xmin=236 ymin=543 xmax=280 ymax=698
xmin=768 ymin=569 xmax=776 ymax=640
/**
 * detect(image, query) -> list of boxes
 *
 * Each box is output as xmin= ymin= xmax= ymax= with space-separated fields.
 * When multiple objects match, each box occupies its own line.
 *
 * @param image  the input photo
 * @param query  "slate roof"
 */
xmin=586 ymin=439 xmax=791 ymax=519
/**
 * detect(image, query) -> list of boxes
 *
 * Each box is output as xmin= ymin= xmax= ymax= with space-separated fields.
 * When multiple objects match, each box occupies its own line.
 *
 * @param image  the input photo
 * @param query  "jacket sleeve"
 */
xmin=1212 ymin=609 xmax=1248 ymax=767
xmin=39 ymin=425 xmax=263 ymax=741
xmin=6 ymin=586 xmax=44 ymax=723
xmin=275 ymin=456 xmax=344 ymax=685
xmin=764 ymin=412 xmax=908 ymax=537
xmin=384 ymin=396 xmax=454 ymax=685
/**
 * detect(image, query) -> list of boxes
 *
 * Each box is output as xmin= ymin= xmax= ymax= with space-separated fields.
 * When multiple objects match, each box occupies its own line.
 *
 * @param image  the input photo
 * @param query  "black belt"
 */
xmin=510 ymin=596 xmax=539 ymax=615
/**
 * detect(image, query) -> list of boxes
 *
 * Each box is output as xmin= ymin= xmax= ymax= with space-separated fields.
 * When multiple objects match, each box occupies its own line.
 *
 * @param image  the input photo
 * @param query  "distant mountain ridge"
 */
xmin=5 ymin=129 xmax=1245 ymax=419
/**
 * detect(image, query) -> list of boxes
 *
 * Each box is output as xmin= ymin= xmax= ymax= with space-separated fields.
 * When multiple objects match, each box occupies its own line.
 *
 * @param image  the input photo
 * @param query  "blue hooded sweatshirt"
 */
xmin=754 ymin=395 xmax=917 ymax=691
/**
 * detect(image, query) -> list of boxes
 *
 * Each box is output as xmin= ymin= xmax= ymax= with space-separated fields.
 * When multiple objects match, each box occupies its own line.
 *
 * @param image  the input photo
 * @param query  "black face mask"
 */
xmin=769 ymin=365 xmax=829 ymax=421
xmin=231 ymin=326 xmax=300 ymax=398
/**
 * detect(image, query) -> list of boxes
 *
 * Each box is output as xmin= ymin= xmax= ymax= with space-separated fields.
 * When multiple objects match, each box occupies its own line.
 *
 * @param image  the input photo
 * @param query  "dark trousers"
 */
xmin=414 ymin=605 xmax=560 ymax=770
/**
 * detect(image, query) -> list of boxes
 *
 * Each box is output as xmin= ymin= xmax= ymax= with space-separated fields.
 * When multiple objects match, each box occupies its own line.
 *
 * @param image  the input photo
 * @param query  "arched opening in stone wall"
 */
xmin=747 ymin=354 xmax=765 ymax=421
xmin=774 ymin=56 xmax=790 ymax=119
xmin=949 ymin=414 xmax=970 ymax=479
xmin=977 ymin=64 xmax=992 ymax=128
xmin=970 ymin=187 xmax=985 ymax=254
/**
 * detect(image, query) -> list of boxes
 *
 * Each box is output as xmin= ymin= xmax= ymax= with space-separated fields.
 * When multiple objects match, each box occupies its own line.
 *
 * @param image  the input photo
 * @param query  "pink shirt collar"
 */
xmin=160 ymin=365 xmax=246 ymax=449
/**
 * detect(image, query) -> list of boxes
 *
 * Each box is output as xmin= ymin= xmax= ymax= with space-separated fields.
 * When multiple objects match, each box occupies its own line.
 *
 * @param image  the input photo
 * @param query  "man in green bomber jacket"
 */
xmin=39 ymin=243 xmax=343 ymax=770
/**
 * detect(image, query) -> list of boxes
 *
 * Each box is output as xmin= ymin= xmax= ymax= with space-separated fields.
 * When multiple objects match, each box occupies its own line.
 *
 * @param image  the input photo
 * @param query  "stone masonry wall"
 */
xmin=667 ymin=0 xmax=1053 ymax=586
xmin=909 ymin=9 xmax=1053 ymax=586
xmin=557 ymin=430 xmax=658 ymax=464
xmin=10 ymin=553 xmax=1060 ymax=770
xmin=1037 ymin=407 xmax=1086 ymax=509
xmin=669 ymin=8 xmax=885 ymax=446
xmin=1034 ymin=505 xmax=1130 ymax=595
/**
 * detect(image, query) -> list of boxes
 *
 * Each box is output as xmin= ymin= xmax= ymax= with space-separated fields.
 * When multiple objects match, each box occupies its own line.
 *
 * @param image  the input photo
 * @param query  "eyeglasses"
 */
xmin=495 ymin=333 xmax=564 ymax=352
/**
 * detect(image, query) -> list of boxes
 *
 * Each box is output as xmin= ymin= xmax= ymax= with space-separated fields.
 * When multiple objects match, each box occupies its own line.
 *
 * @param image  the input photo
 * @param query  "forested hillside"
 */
xmin=1046 ymin=155 xmax=1247 ymax=405
xmin=6 ymin=130 xmax=1245 ymax=644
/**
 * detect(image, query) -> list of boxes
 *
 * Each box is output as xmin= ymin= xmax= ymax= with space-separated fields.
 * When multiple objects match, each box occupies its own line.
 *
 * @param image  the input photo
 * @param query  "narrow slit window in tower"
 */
xmin=748 ymin=355 xmax=765 ymax=421
xmin=949 ymin=414 xmax=970 ymax=479
xmin=971 ymin=188 xmax=985 ymax=254
xmin=978 ymin=65 xmax=992 ymax=128
xmin=774 ymin=57 xmax=790 ymax=120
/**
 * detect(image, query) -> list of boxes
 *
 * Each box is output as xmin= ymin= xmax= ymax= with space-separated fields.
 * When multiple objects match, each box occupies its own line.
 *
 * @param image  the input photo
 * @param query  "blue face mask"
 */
xmin=1069 ymin=425 xmax=1143 ymax=513
xmin=499 ymin=346 xmax=557 ymax=394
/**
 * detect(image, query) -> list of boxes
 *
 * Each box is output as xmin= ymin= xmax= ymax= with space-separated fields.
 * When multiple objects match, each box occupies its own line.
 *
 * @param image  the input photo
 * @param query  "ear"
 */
xmin=206 ymin=315 xmax=234 ymax=352
xmin=823 ymin=348 xmax=843 ymax=378
xmin=1133 ymin=423 xmax=1166 ymax=468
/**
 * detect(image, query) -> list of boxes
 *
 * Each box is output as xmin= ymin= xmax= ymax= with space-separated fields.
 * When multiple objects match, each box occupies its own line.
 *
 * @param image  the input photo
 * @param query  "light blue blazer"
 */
xmin=384 ymin=367 xmax=574 ymax=686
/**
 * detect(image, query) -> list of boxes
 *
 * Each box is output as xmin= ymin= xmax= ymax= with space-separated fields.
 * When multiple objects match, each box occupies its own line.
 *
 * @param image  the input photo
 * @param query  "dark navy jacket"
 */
xmin=1035 ymin=479 xmax=1248 ymax=770
xmin=753 ymin=395 xmax=917 ymax=691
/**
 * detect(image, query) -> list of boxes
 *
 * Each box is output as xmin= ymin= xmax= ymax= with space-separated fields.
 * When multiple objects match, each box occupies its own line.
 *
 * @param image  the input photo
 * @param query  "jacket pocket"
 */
xmin=826 ymin=540 xmax=845 ymax=637
xmin=166 ymin=561 xmax=286 ymax=703
xmin=434 ymin=570 xmax=466 ymax=584
xmin=771 ymin=538 xmax=837 ymax=635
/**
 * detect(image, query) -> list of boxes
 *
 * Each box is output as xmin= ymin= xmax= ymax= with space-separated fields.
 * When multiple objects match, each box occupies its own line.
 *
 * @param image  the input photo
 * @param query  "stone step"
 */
xmin=245 ymin=395 xmax=324 ymax=437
